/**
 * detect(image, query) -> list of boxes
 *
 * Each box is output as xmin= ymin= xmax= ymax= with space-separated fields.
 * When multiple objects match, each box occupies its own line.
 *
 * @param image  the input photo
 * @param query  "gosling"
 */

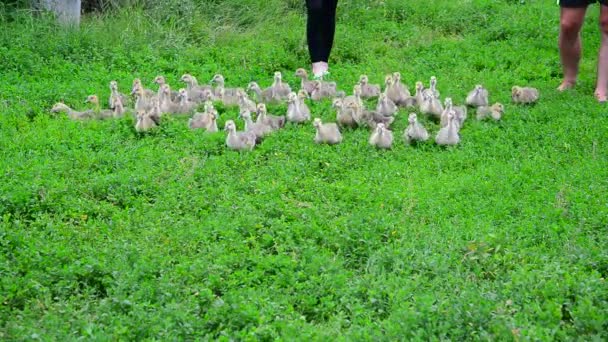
xmin=85 ymin=95 xmax=113 ymax=120
xmin=476 ymin=103 xmax=504 ymax=121
xmin=435 ymin=112 xmax=460 ymax=146
xmin=512 ymin=86 xmax=539 ymax=104
xmin=224 ymin=120 xmax=256 ymax=151
xmin=369 ymin=123 xmax=393 ymax=149
xmin=286 ymin=91 xmax=311 ymax=123
xmin=241 ymin=109 xmax=273 ymax=143
xmin=358 ymin=75 xmax=381 ymax=98
xmin=188 ymin=110 xmax=218 ymax=132
xmin=465 ymin=84 xmax=489 ymax=107
xmin=404 ymin=113 xmax=429 ymax=144
xmin=270 ymin=71 xmax=292 ymax=99
xmin=134 ymin=109 xmax=160 ymax=133
xmin=109 ymin=81 xmax=129 ymax=109
xmin=50 ymin=102 xmax=95 ymax=120
xmin=376 ymin=93 xmax=398 ymax=117
xmin=313 ymin=118 xmax=342 ymax=145
xmin=256 ymin=103 xmax=285 ymax=130
xmin=295 ymin=68 xmax=317 ymax=95
xmin=333 ymin=98 xmax=357 ymax=128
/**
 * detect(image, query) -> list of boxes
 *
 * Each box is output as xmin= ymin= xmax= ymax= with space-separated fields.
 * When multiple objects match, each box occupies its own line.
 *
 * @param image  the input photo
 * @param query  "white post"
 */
xmin=40 ymin=0 xmax=81 ymax=26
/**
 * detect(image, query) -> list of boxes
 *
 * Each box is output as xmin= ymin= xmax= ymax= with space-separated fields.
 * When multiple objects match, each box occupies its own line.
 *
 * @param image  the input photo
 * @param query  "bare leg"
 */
xmin=595 ymin=5 xmax=608 ymax=102
xmin=558 ymin=7 xmax=587 ymax=91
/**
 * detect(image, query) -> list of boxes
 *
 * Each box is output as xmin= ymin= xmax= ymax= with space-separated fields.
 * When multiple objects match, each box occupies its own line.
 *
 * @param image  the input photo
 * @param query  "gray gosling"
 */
xmin=256 ymin=103 xmax=285 ymax=130
xmin=313 ymin=118 xmax=342 ymax=145
xmin=286 ymin=92 xmax=311 ymax=123
xmin=376 ymin=92 xmax=398 ymax=117
xmin=109 ymin=81 xmax=129 ymax=109
xmin=210 ymin=74 xmax=242 ymax=106
xmin=310 ymin=80 xmax=325 ymax=101
xmin=383 ymin=75 xmax=394 ymax=98
xmin=131 ymin=81 xmax=156 ymax=112
xmin=154 ymin=76 xmax=179 ymax=102
xmin=465 ymin=84 xmax=489 ymax=107
xmin=345 ymin=101 xmax=369 ymax=126
xmin=50 ymin=102 xmax=95 ymax=120
xmin=247 ymin=81 xmax=279 ymax=104
xmin=270 ymin=71 xmax=292 ymax=99
xmin=358 ymin=75 xmax=381 ymax=98
xmin=343 ymin=84 xmax=364 ymax=108
xmin=389 ymin=72 xmax=411 ymax=104
xmin=512 ymin=86 xmax=539 ymax=104
xmin=295 ymin=68 xmax=317 ymax=95
xmin=158 ymin=84 xmax=181 ymax=114
xmin=180 ymin=74 xmax=211 ymax=102
xmin=148 ymin=97 xmax=163 ymax=120
xmin=211 ymin=74 xmax=242 ymax=103
xmin=369 ymin=122 xmax=393 ymax=149
xmin=362 ymin=107 xmax=395 ymax=129
xmin=131 ymin=78 xmax=155 ymax=99
xmin=422 ymin=76 xmax=440 ymax=99
xmin=310 ymin=80 xmax=338 ymax=101
xmin=414 ymin=81 xmax=425 ymax=106
xmin=332 ymin=98 xmax=357 ymax=128
xmin=440 ymin=98 xmax=467 ymax=129
xmin=177 ymin=88 xmax=198 ymax=114
xmin=85 ymin=95 xmax=113 ymax=120
xmin=110 ymin=94 xmax=126 ymax=118
xmin=224 ymin=120 xmax=256 ymax=151
xmin=404 ymin=113 xmax=429 ymax=144
xmin=241 ymin=109 xmax=273 ymax=143
xmin=435 ymin=112 xmax=460 ymax=146
xmin=188 ymin=109 xmax=218 ymax=132
xmin=135 ymin=107 xmax=160 ymax=133
xmin=476 ymin=103 xmax=504 ymax=121
xmin=419 ymin=92 xmax=444 ymax=120
xmin=236 ymin=89 xmax=257 ymax=113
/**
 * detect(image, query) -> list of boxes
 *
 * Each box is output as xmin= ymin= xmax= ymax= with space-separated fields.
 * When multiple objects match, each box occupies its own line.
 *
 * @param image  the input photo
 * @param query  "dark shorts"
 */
xmin=559 ymin=0 xmax=607 ymax=7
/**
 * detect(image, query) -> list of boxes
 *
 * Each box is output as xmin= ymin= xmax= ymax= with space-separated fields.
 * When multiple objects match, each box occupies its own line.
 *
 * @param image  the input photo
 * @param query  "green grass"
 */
xmin=1 ymin=0 xmax=608 ymax=340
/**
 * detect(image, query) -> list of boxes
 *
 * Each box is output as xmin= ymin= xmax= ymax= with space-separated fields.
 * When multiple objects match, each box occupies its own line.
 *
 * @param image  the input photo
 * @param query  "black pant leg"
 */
xmin=322 ymin=0 xmax=338 ymax=63
xmin=306 ymin=0 xmax=338 ymax=63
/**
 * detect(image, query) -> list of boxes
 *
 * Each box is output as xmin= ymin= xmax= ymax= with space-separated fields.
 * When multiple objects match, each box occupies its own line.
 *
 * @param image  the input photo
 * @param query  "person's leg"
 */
xmin=595 ymin=3 xmax=608 ymax=102
xmin=557 ymin=5 xmax=588 ymax=91
xmin=306 ymin=0 xmax=328 ymax=77
xmin=320 ymin=0 xmax=338 ymax=75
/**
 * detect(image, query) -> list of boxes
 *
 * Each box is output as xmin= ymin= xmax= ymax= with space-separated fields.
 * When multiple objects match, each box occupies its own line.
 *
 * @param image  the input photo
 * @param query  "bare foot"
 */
xmin=595 ymin=91 xmax=607 ymax=103
xmin=557 ymin=80 xmax=576 ymax=91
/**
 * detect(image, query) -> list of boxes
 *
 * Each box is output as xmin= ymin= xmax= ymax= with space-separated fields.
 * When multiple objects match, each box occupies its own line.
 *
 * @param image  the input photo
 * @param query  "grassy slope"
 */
xmin=1 ymin=0 xmax=607 ymax=339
